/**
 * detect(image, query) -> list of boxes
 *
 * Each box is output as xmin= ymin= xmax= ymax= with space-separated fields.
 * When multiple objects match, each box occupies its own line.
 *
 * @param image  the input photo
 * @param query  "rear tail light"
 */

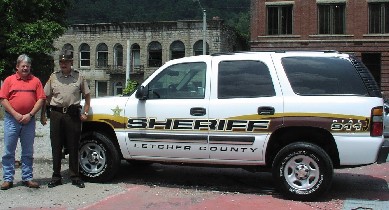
xmin=370 ymin=107 xmax=383 ymax=137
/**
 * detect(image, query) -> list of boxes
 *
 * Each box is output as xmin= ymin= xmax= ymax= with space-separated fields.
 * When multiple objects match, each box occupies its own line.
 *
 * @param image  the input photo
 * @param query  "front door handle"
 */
xmin=190 ymin=107 xmax=206 ymax=116
xmin=258 ymin=106 xmax=275 ymax=115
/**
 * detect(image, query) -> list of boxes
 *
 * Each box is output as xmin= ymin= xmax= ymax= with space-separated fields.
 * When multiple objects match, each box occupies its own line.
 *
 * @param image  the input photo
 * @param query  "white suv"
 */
xmin=79 ymin=51 xmax=389 ymax=200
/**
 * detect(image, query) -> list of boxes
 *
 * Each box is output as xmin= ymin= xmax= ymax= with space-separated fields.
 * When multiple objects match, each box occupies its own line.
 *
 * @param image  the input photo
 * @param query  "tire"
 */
xmin=79 ymin=132 xmax=120 ymax=182
xmin=272 ymin=142 xmax=333 ymax=201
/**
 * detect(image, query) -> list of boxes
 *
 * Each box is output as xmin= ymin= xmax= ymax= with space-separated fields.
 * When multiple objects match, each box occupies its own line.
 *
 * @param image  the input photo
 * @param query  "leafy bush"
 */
xmin=122 ymin=79 xmax=139 ymax=95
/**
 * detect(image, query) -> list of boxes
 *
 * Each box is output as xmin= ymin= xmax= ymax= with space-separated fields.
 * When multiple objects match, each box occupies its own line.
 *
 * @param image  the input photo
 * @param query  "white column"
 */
xmin=203 ymin=9 xmax=207 ymax=55
xmin=126 ymin=39 xmax=130 ymax=86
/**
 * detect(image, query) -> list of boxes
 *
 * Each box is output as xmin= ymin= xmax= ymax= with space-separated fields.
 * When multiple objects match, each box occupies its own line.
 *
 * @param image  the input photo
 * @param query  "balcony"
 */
xmin=132 ymin=65 xmax=145 ymax=74
xmin=106 ymin=65 xmax=144 ymax=75
xmin=106 ymin=65 xmax=125 ymax=74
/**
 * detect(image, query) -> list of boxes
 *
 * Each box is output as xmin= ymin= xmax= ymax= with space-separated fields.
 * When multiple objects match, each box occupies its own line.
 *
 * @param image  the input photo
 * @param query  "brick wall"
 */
xmin=250 ymin=0 xmax=389 ymax=98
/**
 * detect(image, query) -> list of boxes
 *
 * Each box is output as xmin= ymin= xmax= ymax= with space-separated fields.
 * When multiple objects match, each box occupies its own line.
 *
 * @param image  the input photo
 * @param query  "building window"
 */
xmin=318 ymin=4 xmax=345 ymax=34
xmin=131 ymin=44 xmax=140 ymax=67
xmin=148 ymin=41 xmax=162 ymax=67
xmin=193 ymin=40 xmax=209 ymax=56
xmin=267 ymin=5 xmax=293 ymax=35
xmin=96 ymin=81 xmax=108 ymax=97
xmin=97 ymin=43 xmax=108 ymax=67
xmin=369 ymin=3 xmax=389 ymax=34
xmin=79 ymin=43 xmax=90 ymax=67
xmin=113 ymin=82 xmax=123 ymax=95
xmin=170 ymin=41 xmax=185 ymax=59
xmin=114 ymin=44 xmax=123 ymax=67
xmin=132 ymin=44 xmax=144 ymax=73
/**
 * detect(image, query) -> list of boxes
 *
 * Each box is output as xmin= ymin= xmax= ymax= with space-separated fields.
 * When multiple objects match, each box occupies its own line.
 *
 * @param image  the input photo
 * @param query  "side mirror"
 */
xmin=135 ymin=86 xmax=148 ymax=100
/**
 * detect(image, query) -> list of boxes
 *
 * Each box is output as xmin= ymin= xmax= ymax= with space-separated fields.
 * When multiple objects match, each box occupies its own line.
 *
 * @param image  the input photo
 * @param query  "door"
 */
xmin=124 ymin=59 xmax=211 ymax=160
xmin=208 ymin=54 xmax=284 ymax=162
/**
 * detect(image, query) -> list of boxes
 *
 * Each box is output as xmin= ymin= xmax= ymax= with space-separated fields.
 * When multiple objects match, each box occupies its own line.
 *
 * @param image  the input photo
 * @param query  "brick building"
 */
xmin=54 ymin=19 xmax=244 ymax=97
xmin=250 ymin=0 xmax=389 ymax=97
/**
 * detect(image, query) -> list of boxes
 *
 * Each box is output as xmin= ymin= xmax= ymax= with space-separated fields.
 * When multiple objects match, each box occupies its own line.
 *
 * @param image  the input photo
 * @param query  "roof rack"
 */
xmin=273 ymin=50 xmax=339 ymax=53
xmin=211 ymin=50 xmax=340 ymax=56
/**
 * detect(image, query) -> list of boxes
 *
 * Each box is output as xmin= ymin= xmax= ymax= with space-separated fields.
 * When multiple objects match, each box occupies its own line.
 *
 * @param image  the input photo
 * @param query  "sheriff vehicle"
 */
xmin=79 ymin=51 xmax=389 ymax=201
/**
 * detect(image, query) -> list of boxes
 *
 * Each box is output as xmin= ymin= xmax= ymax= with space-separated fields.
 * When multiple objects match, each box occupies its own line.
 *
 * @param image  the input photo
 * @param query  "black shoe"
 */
xmin=72 ymin=179 xmax=85 ymax=188
xmin=48 ymin=179 xmax=62 ymax=188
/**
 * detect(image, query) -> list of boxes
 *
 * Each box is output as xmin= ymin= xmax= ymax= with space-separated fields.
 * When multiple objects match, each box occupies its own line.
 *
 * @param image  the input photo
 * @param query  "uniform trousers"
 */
xmin=49 ymin=110 xmax=81 ymax=181
xmin=2 ymin=112 xmax=36 ymax=182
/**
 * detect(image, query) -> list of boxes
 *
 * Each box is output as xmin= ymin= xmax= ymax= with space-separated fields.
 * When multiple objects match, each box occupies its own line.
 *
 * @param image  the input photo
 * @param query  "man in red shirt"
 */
xmin=0 ymin=54 xmax=46 ymax=190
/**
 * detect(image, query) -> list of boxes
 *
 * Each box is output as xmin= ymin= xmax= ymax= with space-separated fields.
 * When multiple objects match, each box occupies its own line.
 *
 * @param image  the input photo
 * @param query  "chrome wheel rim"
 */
xmin=284 ymin=155 xmax=320 ymax=190
xmin=80 ymin=142 xmax=106 ymax=174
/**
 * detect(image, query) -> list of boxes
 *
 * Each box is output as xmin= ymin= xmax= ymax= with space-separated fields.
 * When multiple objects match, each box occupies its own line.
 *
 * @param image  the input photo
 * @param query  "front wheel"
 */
xmin=272 ymin=142 xmax=333 ymax=201
xmin=79 ymin=132 xmax=120 ymax=182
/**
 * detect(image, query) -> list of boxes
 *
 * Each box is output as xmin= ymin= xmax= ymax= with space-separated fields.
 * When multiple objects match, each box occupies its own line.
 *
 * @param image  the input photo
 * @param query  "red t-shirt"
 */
xmin=0 ymin=73 xmax=46 ymax=114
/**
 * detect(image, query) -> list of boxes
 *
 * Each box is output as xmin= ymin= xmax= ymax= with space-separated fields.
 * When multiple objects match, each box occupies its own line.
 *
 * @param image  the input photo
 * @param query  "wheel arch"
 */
xmin=82 ymin=121 xmax=123 ymax=159
xmin=265 ymin=126 xmax=340 ymax=168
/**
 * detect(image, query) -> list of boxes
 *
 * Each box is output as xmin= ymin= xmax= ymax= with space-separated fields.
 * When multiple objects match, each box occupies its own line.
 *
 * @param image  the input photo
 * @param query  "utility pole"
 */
xmin=194 ymin=0 xmax=207 ymax=55
xmin=202 ymin=9 xmax=206 ymax=55
xmin=126 ymin=39 xmax=130 ymax=87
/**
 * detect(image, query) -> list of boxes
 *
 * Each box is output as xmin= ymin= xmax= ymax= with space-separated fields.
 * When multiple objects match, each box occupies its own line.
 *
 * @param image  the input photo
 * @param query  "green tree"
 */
xmin=66 ymin=0 xmax=251 ymax=45
xmin=0 ymin=0 xmax=71 ymax=81
xmin=123 ymin=80 xmax=139 ymax=96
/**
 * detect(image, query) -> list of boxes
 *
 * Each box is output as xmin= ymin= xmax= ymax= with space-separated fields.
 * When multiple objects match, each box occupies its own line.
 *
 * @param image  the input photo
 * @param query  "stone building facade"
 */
xmin=250 ymin=0 xmax=389 ymax=98
xmin=54 ymin=19 xmax=244 ymax=97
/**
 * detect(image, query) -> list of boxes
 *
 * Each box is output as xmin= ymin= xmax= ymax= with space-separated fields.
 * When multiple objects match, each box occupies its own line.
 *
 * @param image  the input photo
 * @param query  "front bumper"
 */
xmin=377 ymin=140 xmax=389 ymax=164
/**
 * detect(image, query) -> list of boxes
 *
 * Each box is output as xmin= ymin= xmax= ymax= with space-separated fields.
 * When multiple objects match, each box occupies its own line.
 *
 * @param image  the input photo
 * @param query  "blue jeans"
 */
xmin=2 ymin=112 xmax=36 ymax=182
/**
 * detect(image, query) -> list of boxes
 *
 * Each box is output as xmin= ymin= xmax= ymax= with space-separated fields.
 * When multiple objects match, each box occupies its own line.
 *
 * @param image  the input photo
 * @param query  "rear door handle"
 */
xmin=190 ymin=107 xmax=206 ymax=116
xmin=258 ymin=106 xmax=275 ymax=115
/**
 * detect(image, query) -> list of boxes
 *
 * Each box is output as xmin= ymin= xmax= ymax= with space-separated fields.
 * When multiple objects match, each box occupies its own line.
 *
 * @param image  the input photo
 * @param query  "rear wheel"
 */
xmin=79 ymin=132 xmax=120 ymax=182
xmin=272 ymin=142 xmax=333 ymax=201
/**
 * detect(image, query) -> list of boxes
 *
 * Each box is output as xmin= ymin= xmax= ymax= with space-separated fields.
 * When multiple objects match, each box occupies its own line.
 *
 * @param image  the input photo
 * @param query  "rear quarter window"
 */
xmin=282 ymin=57 xmax=369 ymax=96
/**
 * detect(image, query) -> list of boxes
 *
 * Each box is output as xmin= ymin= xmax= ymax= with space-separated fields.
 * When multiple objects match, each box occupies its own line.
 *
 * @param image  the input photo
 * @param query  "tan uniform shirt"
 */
xmin=44 ymin=69 xmax=90 ymax=107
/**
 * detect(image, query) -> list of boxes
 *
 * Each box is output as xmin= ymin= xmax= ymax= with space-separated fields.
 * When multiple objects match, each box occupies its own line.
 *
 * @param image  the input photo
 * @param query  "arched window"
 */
xmin=193 ymin=40 xmax=209 ymax=56
xmin=97 ymin=43 xmax=108 ymax=67
xmin=131 ymin=44 xmax=141 ymax=70
xmin=170 ymin=41 xmax=185 ymax=60
xmin=148 ymin=41 xmax=162 ymax=67
xmin=114 ymin=44 xmax=123 ymax=67
xmin=79 ymin=43 xmax=90 ymax=67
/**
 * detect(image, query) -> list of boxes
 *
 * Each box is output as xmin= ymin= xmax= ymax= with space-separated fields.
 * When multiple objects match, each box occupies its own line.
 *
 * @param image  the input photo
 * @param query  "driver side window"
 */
xmin=147 ymin=62 xmax=206 ymax=99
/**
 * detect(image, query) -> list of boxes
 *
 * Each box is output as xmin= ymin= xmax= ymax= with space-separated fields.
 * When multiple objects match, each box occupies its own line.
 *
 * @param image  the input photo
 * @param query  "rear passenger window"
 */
xmin=282 ymin=57 xmax=369 ymax=96
xmin=218 ymin=60 xmax=275 ymax=99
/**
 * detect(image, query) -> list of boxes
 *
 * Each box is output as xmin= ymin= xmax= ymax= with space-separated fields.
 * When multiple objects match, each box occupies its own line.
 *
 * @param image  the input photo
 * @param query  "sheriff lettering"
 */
xmin=128 ymin=118 xmax=271 ymax=132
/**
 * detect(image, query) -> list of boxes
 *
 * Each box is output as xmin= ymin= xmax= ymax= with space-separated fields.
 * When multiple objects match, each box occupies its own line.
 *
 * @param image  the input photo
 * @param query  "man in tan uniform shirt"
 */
xmin=41 ymin=49 xmax=91 ymax=188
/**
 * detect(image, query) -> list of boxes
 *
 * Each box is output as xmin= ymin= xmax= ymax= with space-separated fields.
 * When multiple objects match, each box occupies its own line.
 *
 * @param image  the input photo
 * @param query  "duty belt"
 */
xmin=50 ymin=105 xmax=81 ymax=115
